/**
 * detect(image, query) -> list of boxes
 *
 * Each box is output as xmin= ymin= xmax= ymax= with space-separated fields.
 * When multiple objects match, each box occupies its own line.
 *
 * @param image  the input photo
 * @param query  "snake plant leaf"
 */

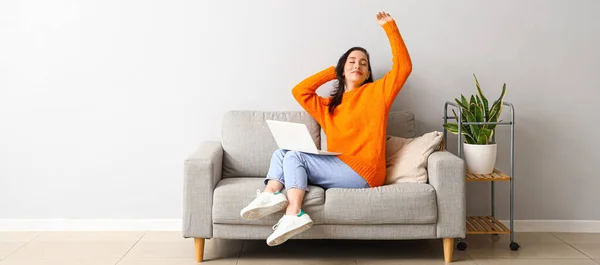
xmin=443 ymin=122 xmax=469 ymax=135
xmin=445 ymin=121 xmax=477 ymax=144
xmin=452 ymin=108 xmax=460 ymax=121
xmin=474 ymin=74 xmax=489 ymax=119
xmin=465 ymin=105 xmax=480 ymax=138
xmin=498 ymin=83 xmax=507 ymax=113
xmin=443 ymin=122 xmax=459 ymax=133
xmin=490 ymin=83 xmax=507 ymax=114
xmin=487 ymin=83 xmax=508 ymax=131
xmin=452 ymin=109 xmax=470 ymax=133
xmin=455 ymin=98 xmax=469 ymax=111
xmin=452 ymin=108 xmax=462 ymax=121
xmin=452 ymin=109 xmax=473 ymax=140
xmin=477 ymin=131 xmax=487 ymax=144
xmin=464 ymin=133 xmax=477 ymax=144
xmin=443 ymin=123 xmax=464 ymax=137
xmin=461 ymin=94 xmax=469 ymax=110
xmin=475 ymin=95 xmax=485 ymax=127
xmin=443 ymin=122 xmax=475 ymax=144
xmin=488 ymin=102 xmax=501 ymax=131
xmin=475 ymin=94 xmax=484 ymax=124
xmin=489 ymin=99 xmax=501 ymax=120
xmin=478 ymin=128 xmax=493 ymax=145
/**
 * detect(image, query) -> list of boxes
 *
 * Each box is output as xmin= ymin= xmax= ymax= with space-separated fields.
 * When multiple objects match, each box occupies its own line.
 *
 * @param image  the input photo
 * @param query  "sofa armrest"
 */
xmin=427 ymin=151 xmax=466 ymax=239
xmin=183 ymin=141 xmax=223 ymax=238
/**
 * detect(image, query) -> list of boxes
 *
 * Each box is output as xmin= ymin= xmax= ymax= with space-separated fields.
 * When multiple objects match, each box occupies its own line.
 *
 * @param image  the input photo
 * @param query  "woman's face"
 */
xmin=344 ymin=50 xmax=370 ymax=88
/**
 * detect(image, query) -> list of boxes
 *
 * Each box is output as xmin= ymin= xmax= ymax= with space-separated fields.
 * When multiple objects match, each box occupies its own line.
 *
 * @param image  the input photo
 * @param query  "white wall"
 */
xmin=1 ymin=0 xmax=599 ymax=225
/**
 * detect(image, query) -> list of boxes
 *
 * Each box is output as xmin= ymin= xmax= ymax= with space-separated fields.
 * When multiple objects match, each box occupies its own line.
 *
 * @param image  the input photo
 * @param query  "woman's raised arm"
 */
xmin=373 ymin=12 xmax=413 ymax=108
xmin=291 ymin=66 xmax=337 ymax=125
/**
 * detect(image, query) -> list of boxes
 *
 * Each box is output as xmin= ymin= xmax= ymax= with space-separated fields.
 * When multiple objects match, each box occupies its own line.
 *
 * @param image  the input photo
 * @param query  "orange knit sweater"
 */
xmin=291 ymin=20 xmax=412 ymax=188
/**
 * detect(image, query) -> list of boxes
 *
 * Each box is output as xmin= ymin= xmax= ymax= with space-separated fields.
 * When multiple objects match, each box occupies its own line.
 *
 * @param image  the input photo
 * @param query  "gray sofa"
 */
xmin=183 ymin=110 xmax=466 ymax=263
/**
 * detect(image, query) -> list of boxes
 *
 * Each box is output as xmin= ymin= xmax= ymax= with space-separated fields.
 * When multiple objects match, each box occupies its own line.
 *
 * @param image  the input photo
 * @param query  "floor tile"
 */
xmin=356 ymin=257 xmax=477 ymax=265
xmin=465 ymin=232 xmax=562 ymax=245
xmin=34 ymin=231 xmax=144 ymax=242
xmin=240 ymin=239 xmax=361 ymax=258
xmin=7 ymin=241 xmax=135 ymax=259
xmin=0 ymin=242 xmax=28 ymax=260
xmin=465 ymin=241 xmax=587 ymax=259
xmin=571 ymin=243 xmax=600 ymax=258
xmin=472 ymin=258 xmax=598 ymax=265
xmin=0 ymin=257 xmax=120 ymax=265
xmin=125 ymin=238 xmax=242 ymax=259
xmin=239 ymin=239 xmax=358 ymax=264
xmin=554 ymin=233 xmax=600 ymax=244
xmin=140 ymin=231 xmax=186 ymax=242
xmin=237 ymin=258 xmax=356 ymax=265
xmin=0 ymin=232 xmax=40 ymax=242
xmin=124 ymin=241 xmax=196 ymax=258
xmin=116 ymin=257 xmax=238 ymax=265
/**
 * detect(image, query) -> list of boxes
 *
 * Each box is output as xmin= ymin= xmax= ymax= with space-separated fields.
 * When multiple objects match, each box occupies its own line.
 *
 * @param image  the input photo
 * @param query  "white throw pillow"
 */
xmin=385 ymin=131 xmax=443 ymax=184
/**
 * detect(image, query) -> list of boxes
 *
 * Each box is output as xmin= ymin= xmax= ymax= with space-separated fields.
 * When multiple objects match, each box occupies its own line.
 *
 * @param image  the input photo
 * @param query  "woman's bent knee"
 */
xmin=285 ymin=184 xmax=310 ymax=192
xmin=273 ymin=148 xmax=286 ymax=157
xmin=282 ymin=150 xmax=301 ymax=161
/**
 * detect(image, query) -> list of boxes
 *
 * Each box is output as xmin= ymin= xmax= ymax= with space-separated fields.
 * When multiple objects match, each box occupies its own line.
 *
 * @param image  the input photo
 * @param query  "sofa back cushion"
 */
xmin=221 ymin=110 xmax=321 ymax=178
xmin=387 ymin=110 xmax=416 ymax=138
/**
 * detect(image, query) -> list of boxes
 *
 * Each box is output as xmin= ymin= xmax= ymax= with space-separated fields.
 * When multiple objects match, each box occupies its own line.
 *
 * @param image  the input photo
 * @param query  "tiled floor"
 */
xmin=0 ymin=231 xmax=599 ymax=264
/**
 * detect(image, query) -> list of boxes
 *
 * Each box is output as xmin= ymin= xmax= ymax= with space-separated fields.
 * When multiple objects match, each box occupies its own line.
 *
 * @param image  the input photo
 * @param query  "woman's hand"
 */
xmin=376 ymin=11 xmax=394 ymax=26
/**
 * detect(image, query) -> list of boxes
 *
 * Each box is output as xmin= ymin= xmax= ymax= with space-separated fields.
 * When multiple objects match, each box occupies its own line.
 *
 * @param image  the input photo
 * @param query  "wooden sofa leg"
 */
xmin=443 ymin=238 xmax=454 ymax=263
xmin=194 ymin=238 xmax=205 ymax=262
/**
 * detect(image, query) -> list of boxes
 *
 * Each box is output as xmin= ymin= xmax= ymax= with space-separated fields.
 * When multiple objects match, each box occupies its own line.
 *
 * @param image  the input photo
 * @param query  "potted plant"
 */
xmin=443 ymin=74 xmax=507 ymax=174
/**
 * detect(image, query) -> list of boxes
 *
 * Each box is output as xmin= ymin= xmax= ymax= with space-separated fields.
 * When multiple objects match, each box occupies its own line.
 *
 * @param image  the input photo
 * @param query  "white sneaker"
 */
xmin=240 ymin=190 xmax=288 ymax=220
xmin=266 ymin=210 xmax=313 ymax=246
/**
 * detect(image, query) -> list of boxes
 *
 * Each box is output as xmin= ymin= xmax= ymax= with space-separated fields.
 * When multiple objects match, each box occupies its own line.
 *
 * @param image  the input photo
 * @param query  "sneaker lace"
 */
xmin=255 ymin=189 xmax=276 ymax=205
xmin=272 ymin=216 xmax=284 ymax=230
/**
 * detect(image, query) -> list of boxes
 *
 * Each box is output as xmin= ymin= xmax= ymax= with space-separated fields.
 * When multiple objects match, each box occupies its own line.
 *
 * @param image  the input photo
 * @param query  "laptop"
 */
xmin=265 ymin=120 xmax=341 ymax=156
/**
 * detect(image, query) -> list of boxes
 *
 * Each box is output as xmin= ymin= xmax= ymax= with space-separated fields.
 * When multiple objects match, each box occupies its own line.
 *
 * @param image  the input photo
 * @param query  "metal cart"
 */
xmin=443 ymin=101 xmax=520 ymax=251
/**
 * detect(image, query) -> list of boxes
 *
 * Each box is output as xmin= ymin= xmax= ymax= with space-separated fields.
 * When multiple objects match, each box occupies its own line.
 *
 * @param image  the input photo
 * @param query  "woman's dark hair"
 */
xmin=328 ymin=47 xmax=374 ymax=114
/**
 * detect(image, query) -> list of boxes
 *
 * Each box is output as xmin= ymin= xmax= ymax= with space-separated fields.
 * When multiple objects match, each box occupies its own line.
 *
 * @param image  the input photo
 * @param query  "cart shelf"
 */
xmin=466 ymin=216 xmax=511 ymax=235
xmin=466 ymin=169 xmax=511 ymax=182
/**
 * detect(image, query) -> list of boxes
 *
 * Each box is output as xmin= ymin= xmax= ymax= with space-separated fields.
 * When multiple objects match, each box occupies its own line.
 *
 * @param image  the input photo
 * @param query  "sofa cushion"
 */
xmin=212 ymin=178 xmax=326 ymax=225
xmin=387 ymin=111 xmax=416 ymax=138
xmin=221 ymin=111 xmax=321 ymax=178
xmin=323 ymin=183 xmax=437 ymax=225
xmin=385 ymin=131 xmax=444 ymax=184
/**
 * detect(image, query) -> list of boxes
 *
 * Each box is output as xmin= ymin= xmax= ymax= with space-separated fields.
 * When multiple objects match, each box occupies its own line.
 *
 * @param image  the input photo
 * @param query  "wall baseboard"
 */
xmin=1 ymin=219 xmax=599 ymax=233
xmin=500 ymin=220 xmax=600 ymax=233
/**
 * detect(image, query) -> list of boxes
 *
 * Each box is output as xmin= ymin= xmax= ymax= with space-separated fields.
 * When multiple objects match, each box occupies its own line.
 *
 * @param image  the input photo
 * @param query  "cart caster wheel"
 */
xmin=457 ymin=241 xmax=467 ymax=251
xmin=510 ymin=242 xmax=520 ymax=251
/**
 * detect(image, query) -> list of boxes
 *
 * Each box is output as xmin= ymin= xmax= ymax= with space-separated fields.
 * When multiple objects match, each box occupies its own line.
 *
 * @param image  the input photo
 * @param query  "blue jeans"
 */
xmin=264 ymin=149 xmax=369 ymax=191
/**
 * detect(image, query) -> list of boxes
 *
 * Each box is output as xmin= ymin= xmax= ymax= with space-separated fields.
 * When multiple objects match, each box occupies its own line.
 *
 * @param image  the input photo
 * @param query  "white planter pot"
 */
xmin=463 ymin=143 xmax=497 ymax=174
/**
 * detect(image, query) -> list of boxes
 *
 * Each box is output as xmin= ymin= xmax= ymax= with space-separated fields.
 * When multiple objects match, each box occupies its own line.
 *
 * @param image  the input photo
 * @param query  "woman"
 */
xmin=240 ymin=11 xmax=412 ymax=246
